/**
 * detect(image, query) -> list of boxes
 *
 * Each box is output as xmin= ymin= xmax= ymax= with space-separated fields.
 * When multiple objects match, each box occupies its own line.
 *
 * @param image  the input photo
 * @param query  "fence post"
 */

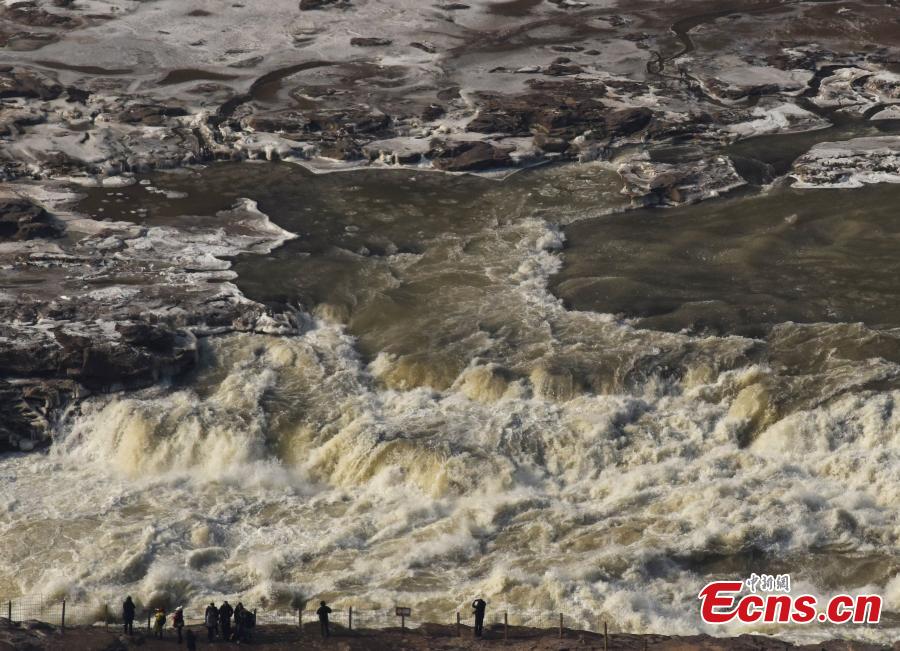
xmin=147 ymin=611 xmax=151 ymax=632
xmin=6 ymin=600 xmax=10 ymax=623
xmin=104 ymin=603 xmax=109 ymax=630
xmin=456 ymin=611 xmax=460 ymax=637
xmin=348 ymin=606 xmax=352 ymax=631
xmin=61 ymin=600 xmax=66 ymax=633
xmin=559 ymin=612 xmax=563 ymax=638
xmin=298 ymin=607 xmax=302 ymax=630
xmin=504 ymin=611 xmax=508 ymax=640
xmin=604 ymin=621 xmax=609 ymax=651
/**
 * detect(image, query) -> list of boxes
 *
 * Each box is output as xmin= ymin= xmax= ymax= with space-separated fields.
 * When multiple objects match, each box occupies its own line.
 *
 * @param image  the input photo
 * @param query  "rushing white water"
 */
xmin=2 ymin=166 xmax=900 ymax=643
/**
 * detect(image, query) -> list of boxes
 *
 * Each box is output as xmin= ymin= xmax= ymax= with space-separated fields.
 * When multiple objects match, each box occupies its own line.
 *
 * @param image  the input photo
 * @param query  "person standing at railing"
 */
xmin=204 ymin=602 xmax=218 ymax=642
xmin=233 ymin=602 xmax=246 ymax=642
xmin=122 ymin=596 xmax=135 ymax=635
xmin=153 ymin=607 xmax=166 ymax=639
xmin=317 ymin=600 xmax=332 ymax=638
xmin=472 ymin=598 xmax=487 ymax=638
xmin=219 ymin=600 xmax=234 ymax=641
xmin=172 ymin=606 xmax=185 ymax=643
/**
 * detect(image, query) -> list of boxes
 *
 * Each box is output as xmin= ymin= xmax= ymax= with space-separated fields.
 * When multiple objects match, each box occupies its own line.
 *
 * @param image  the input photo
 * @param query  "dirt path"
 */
xmin=3 ymin=622 xmax=894 ymax=651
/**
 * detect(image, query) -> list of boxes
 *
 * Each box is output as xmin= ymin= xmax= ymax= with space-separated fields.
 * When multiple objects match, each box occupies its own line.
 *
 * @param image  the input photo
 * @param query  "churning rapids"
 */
xmin=3 ymin=162 xmax=900 ymax=643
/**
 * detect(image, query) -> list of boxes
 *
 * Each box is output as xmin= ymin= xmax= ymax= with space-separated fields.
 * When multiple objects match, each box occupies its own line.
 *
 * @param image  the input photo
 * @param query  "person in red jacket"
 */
xmin=172 ymin=606 xmax=185 ymax=643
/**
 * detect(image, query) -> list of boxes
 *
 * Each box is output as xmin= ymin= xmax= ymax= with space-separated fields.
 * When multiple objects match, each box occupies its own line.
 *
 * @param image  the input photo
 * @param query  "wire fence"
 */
xmin=0 ymin=594 xmax=610 ymax=640
xmin=2 ymin=594 xmax=113 ymax=627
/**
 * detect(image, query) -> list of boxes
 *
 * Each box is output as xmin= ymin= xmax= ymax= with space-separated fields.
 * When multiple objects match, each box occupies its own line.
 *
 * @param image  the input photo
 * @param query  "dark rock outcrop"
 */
xmin=0 ymin=1 xmax=75 ymax=27
xmin=350 ymin=37 xmax=393 ymax=47
xmin=605 ymin=107 xmax=654 ymax=137
xmin=0 ymin=199 xmax=63 ymax=241
xmin=430 ymin=140 xmax=512 ymax=171
xmin=319 ymin=136 xmax=363 ymax=160
xmin=0 ymin=379 xmax=81 ymax=452
xmin=466 ymin=81 xmax=610 ymax=137
xmin=299 ymin=0 xmax=345 ymax=9
xmin=116 ymin=104 xmax=190 ymax=126
xmin=0 ymin=67 xmax=63 ymax=101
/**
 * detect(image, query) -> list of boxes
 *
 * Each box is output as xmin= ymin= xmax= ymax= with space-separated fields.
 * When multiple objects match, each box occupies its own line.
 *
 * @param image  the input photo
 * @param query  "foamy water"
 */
xmin=2 ymin=164 xmax=899 ymax=643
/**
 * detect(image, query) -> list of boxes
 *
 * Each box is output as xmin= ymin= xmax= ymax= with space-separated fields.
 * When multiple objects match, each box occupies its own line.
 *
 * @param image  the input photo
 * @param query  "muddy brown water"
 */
xmin=76 ymin=161 xmax=900 ymax=342
xmin=38 ymin=161 xmax=900 ymax=639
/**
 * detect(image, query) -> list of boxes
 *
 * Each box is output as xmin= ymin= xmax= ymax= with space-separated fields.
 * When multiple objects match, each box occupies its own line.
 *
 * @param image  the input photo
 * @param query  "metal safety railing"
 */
xmin=0 ymin=594 xmax=615 ymax=648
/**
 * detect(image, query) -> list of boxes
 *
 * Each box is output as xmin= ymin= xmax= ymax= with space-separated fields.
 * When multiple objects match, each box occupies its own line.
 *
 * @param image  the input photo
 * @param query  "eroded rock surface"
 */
xmin=0 ymin=0 xmax=899 ymax=449
xmin=0 ymin=189 xmax=303 ymax=451
xmin=791 ymin=136 xmax=900 ymax=188
xmin=0 ymin=0 xmax=894 ymax=187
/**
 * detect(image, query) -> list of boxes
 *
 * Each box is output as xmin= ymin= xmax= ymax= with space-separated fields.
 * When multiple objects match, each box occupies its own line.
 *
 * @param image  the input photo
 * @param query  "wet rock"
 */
xmin=466 ymin=81 xmax=609 ymax=137
xmin=304 ymin=109 xmax=391 ymax=136
xmin=421 ymin=103 xmax=445 ymax=121
xmin=115 ymin=322 xmax=179 ymax=352
xmin=0 ymin=197 xmax=302 ymax=451
xmin=0 ymin=106 xmax=47 ymax=137
xmin=702 ymin=65 xmax=813 ymax=102
xmin=0 ymin=67 xmax=63 ymax=100
xmin=64 ymin=86 xmax=91 ymax=103
xmin=544 ymin=57 xmax=584 ymax=77
xmin=67 ymin=334 xmax=195 ymax=391
xmin=436 ymin=87 xmax=460 ymax=101
xmin=791 ymin=136 xmax=900 ymax=188
xmin=299 ymin=0 xmax=344 ymax=8
xmin=550 ymin=45 xmax=583 ymax=53
xmin=0 ymin=1 xmax=75 ymax=28
xmin=116 ymin=104 xmax=190 ymax=126
xmin=546 ymin=0 xmax=589 ymax=8
xmin=243 ymin=111 xmax=309 ymax=137
xmin=605 ymin=107 xmax=654 ymax=138
xmin=363 ymin=137 xmax=431 ymax=164
xmin=429 ymin=140 xmax=512 ymax=171
xmin=617 ymin=156 xmax=745 ymax=207
xmin=809 ymin=66 xmax=900 ymax=118
xmin=410 ymin=41 xmax=437 ymax=54
xmin=350 ymin=37 xmax=393 ymax=47
xmin=0 ymin=199 xmax=63 ymax=240
xmin=532 ymin=130 xmax=569 ymax=153
xmin=318 ymin=136 xmax=363 ymax=160
xmin=0 ymin=379 xmax=81 ymax=453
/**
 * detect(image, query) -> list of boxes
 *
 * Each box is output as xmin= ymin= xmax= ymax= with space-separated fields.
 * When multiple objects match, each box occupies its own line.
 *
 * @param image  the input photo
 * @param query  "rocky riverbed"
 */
xmin=0 ymin=0 xmax=898 ymax=464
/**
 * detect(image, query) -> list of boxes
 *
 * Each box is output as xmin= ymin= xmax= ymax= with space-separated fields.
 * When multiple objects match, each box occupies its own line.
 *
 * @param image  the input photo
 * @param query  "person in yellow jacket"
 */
xmin=153 ymin=607 xmax=166 ymax=639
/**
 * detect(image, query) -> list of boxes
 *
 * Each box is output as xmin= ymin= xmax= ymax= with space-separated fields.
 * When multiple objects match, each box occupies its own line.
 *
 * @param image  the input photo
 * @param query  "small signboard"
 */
xmin=395 ymin=607 xmax=411 ymax=617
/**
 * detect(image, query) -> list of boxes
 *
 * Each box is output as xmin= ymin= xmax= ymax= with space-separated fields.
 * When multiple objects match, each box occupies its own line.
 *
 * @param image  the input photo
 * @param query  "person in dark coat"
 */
xmin=316 ymin=601 xmax=332 ymax=638
xmin=122 ymin=596 xmax=136 ymax=635
xmin=244 ymin=609 xmax=256 ymax=641
xmin=204 ymin=602 xmax=218 ymax=641
xmin=233 ymin=602 xmax=245 ymax=641
xmin=185 ymin=628 xmax=197 ymax=651
xmin=219 ymin=601 xmax=234 ymax=641
xmin=472 ymin=598 xmax=487 ymax=638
